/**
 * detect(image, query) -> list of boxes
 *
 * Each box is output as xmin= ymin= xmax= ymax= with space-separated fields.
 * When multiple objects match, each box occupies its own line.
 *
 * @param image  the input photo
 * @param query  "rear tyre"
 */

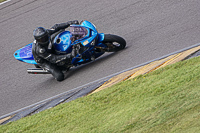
xmin=102 ymin=34 xmax=126 ymax=52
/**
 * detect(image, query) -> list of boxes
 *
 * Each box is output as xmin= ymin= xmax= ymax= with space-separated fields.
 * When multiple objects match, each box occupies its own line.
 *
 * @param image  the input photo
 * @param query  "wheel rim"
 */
xmin=112 ymin=42 xmax=121 ymax=47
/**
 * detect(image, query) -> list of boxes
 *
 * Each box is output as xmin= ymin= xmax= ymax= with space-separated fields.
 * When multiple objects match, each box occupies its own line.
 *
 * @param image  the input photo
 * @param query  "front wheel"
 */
xmin=102 ymin=34 xmax=126 ymax=52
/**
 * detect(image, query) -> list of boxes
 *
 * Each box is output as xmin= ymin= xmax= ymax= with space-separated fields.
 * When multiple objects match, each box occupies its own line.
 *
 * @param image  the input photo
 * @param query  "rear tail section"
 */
xmin=14 ymin=43 xmax=37 ymax=64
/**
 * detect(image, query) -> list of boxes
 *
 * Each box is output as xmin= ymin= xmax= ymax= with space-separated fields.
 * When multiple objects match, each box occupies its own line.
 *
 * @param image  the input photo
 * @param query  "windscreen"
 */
xmin=70 ymin=26 xmax=88 ymax=42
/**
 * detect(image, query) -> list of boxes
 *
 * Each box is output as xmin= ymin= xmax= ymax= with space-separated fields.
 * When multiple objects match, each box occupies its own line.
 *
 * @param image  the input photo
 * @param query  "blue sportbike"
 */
xmin=14 ymin=20 xmax=126 ymax=76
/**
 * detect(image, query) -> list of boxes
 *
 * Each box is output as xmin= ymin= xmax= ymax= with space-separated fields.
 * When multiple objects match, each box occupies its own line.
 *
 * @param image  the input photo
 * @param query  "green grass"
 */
xmin=1 ymin=56 xmax=200 ymax=133
xmin=0 ymin=0 xmax=6 ymax=3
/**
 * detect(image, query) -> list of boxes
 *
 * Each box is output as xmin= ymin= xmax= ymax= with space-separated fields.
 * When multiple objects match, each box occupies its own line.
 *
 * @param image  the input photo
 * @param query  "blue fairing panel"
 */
xmin=98 ymin=33 xmax=104 ymax=42
xmin=81 ymin=20 xmax=97 ymax=33
xmin=14 ymin=43 xmax=37 ymax=64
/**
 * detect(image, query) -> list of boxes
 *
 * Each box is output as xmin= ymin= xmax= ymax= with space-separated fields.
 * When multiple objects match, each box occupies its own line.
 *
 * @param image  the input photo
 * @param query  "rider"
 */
xmin=32 ymin=20 xmax=79 ymax=81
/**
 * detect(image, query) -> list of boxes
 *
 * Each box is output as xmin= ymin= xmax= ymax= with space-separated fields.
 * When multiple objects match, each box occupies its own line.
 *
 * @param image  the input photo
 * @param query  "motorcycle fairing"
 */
xmin=79 ymin=21 xmax=105 ymax=46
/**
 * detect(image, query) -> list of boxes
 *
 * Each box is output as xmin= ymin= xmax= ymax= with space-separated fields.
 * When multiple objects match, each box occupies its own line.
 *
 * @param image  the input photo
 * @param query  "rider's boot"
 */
xmin=40 ymin=62 xmax=65 ymax=81
xmin=51 ymin=68 xmax=64 ymax=81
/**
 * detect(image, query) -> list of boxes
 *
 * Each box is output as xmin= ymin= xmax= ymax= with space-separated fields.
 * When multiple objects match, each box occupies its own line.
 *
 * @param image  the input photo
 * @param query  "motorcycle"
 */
xmin=14 ymin=20 xmax=126 ymax=78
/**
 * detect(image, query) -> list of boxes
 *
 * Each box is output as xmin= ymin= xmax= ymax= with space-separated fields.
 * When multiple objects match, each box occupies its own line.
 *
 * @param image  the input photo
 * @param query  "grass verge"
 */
xmin=0 ymin=0 xmax=6 ymax=3
xmin=1 ymin=56 xmax=200 ymax=133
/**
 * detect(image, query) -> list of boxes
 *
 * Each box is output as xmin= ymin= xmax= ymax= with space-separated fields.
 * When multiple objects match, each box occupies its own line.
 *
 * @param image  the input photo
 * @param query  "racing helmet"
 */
xmin=33 ymin=27 xmax=50 ymax=46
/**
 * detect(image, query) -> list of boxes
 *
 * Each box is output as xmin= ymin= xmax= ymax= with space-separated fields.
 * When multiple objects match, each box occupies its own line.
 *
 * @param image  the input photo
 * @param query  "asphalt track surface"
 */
xmin=1 ymin=0 xmax=200 ymax=117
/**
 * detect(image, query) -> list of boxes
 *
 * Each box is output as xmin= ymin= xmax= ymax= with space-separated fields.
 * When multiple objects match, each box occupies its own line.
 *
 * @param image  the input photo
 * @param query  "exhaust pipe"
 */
xmin=27 ymin=68 xmax=50 ymax=74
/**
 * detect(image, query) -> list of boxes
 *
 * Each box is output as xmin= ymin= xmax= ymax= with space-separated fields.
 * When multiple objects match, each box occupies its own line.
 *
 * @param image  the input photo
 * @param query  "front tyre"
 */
xmin=102 ymin=34 xmax=126 ymax=52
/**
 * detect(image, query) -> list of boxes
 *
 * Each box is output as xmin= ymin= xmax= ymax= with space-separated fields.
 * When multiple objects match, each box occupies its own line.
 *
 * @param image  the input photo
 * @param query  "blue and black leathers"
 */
xmin=32 ymin=20 xmax=79 ymax=81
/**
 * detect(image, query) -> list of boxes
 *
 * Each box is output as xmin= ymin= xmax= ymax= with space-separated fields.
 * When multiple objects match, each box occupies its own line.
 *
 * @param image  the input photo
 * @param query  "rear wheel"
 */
xmin=102 ymin=34 xmax=126 ymax=52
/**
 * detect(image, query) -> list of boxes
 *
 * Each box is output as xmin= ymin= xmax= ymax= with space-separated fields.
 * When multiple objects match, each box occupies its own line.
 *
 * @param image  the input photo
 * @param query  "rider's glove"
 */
xmin=71 ymin=48 xmax=77 ymax=58
xmin=63 ymin=53 xmax=73 ymax=60
xmin=71 ymin=43 xmax=84 ymax=59
xmin=69 ymin=20 xmax=79 ymax=25
xmin=50 ymin=20 xmax=79 ymax=30
xmin=73 ymin=20 xmax=79 ymax=24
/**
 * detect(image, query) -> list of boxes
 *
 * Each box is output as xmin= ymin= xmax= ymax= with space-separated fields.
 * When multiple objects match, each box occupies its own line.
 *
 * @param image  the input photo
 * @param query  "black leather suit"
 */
xmin=32 ymin=20 xmax=79 ymax=81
